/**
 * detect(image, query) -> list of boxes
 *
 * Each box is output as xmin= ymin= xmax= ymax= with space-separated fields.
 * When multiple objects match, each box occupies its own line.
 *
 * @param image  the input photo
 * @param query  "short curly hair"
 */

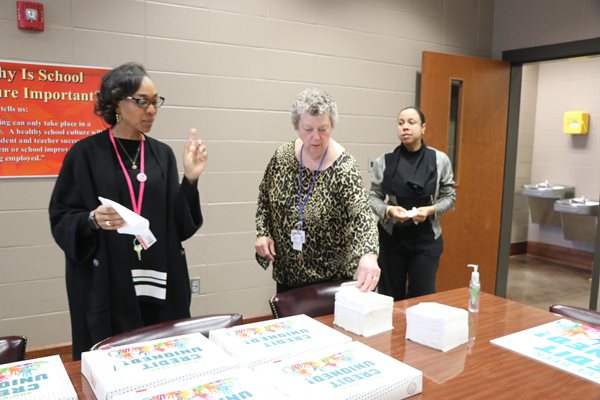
xmin=95 ymin=62 xmax=147 ymax=126
xmin=290 ymin=88 xmax=338 ymax=130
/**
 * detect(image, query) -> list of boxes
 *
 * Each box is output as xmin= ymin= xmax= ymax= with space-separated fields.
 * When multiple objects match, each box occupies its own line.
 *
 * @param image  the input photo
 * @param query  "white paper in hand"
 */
xmin=405 ymin=207 xmax=418 ymax=218
xmin=98 ymin=196 xmax=150 ymax=235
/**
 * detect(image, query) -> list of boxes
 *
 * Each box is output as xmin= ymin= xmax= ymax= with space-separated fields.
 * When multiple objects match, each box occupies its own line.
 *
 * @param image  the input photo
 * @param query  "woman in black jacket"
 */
xmin=49 ymin=62 xmax=208 ymax=360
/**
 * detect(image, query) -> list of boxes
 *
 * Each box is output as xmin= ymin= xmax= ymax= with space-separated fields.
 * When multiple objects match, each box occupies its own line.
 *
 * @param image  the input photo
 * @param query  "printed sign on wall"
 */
xmin=0 ymin=60 xmax=109 ymax=178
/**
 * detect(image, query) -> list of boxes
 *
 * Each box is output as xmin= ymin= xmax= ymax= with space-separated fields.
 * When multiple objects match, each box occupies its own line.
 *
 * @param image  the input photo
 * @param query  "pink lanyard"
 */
xmin=108 ymin=129 xmax=145 ymax=214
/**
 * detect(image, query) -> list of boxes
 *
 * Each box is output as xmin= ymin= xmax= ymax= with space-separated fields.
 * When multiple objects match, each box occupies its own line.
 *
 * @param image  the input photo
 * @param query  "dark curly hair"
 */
xmin=95 ymin=62 xmax=147 ymax=126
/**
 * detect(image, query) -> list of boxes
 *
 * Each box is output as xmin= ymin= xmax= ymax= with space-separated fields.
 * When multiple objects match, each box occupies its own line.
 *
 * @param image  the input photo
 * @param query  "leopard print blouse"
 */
xmin=256 ymin=142 xmax=379 ymax=287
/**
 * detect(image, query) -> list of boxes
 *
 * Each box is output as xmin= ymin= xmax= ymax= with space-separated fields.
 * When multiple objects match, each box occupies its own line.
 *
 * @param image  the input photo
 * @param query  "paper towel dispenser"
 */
xmin=563 ymin=111 xmax=589 ymax=134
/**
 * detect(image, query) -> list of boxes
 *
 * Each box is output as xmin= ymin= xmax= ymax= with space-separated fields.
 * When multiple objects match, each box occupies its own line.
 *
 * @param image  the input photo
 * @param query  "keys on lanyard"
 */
xmin=133 ymin=238 xmax=143 ymax=261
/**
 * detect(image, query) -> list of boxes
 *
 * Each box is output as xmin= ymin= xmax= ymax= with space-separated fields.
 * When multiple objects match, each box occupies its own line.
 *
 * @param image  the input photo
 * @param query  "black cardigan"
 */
xmin=49 ymin=129 xmax=202 ymax=360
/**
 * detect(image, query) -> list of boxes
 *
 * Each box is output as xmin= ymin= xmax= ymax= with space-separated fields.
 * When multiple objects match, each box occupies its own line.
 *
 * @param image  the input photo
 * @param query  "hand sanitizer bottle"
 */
xmin=467 ymin=264 xmax=480 ymax=312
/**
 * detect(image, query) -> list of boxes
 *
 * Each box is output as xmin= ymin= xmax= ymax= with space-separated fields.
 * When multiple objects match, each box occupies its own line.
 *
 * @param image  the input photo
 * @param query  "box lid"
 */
xmin=0 ymin=355 xmax=77 ymax=400
xmin=81 ymin=333 xmax=240 ymax=399
xmin=254 ymin=341 xmax=422 ymax=400
xmin=209 ymin=314 xmax=352 ymax=369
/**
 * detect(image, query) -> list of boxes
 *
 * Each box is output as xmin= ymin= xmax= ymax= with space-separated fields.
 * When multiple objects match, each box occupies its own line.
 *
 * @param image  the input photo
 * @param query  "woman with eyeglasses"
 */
xmin=255 ymin=88 xmax=380 ymax=293
xmin=49 ymin=62 xmax=207 ymax=360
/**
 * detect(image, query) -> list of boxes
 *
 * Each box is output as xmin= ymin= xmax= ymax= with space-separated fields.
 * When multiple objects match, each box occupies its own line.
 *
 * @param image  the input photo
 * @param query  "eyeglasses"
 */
xmin=125 ymin=95 xmax=165 ymax=109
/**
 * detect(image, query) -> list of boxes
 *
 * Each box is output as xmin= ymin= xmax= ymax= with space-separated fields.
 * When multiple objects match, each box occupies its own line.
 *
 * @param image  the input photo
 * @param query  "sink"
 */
xmin=521 ymin=182 xmax=574 ymax=199
xmin=554 ymin=197 xmax=598 ymax=243
xmin=554 ymin=197 xmax=599 ymax=215
xmin=522 ymin=182 xmax=575 ymax=226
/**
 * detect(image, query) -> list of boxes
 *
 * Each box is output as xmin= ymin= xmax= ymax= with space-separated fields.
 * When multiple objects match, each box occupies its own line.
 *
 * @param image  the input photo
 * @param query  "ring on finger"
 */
xmin=106 ymin=220 xmax=111 ymax=227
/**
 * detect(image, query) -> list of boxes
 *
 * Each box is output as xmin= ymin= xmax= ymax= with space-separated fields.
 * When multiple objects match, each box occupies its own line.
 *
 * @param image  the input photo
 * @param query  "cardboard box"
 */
xmin=254 ymin=341 xmax=422 ymax=400
xmin=81 ymin=333 xmax=240 ymax=399
xmin=209 ymin=314 xmax=352 ymax=369
xmin=112 ymin=368 xmax=284 ymax=399
xmin=0 ymin=355 xmax=76 ymax=399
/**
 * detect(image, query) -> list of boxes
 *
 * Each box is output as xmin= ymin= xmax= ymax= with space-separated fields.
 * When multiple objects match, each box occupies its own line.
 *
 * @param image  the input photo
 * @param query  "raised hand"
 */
xmin=183 ymin=128 xmax=208 ymax=183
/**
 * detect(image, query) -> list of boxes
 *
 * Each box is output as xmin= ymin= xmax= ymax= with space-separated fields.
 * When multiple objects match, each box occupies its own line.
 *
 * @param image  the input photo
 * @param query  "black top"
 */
xmin=382 ymin=143 xmax=438 ymax=208
xmin=49 ymin=129 xmax=202 ymax=359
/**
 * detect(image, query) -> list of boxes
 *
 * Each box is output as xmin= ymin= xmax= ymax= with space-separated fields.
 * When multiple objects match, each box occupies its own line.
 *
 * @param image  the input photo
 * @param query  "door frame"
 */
xmin=496 ymin=37 xmax=600 ymax=309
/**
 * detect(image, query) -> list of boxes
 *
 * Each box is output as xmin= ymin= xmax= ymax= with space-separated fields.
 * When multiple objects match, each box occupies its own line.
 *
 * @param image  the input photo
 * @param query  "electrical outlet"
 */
xmin=368 ymin=156 xmax=376 ymax=172
xmin=190 ymin=278 xmax=200 ymax=295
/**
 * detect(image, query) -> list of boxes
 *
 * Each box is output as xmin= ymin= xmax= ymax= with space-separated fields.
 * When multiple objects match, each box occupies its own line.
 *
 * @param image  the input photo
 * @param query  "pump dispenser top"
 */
xmin=468 ymin=264 xmax=479 ymax=284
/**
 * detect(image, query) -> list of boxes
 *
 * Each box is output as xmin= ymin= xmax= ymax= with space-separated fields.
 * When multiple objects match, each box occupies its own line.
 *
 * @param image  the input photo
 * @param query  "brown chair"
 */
xmin=549 ymin=304 xmax=600 ymax=326
xmin=90 ymin=313 xmax=243 ymax=351
xmin=0 ymin=335 xmax=28 ymax=364
xmin=269 ymin=281 xmax=350 ymax=318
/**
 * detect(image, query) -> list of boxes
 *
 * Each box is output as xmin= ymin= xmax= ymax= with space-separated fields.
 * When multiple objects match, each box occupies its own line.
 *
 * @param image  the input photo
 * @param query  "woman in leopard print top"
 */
xmin=255 ymin=88 xmax=380 ymax=293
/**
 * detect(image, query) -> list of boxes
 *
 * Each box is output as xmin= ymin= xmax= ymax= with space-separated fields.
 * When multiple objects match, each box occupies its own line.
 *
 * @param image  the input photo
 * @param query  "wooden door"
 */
xmin=420 ymin=51 xmax=510 ymax=294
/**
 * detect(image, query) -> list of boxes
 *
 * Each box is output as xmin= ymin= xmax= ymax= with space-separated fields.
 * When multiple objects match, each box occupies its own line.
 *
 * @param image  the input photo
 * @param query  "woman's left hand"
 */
xmin=183 ymin=128 xmax=208 ymax=183
xmin=355 ymin=253 xmax=380 ymax=292
xmin=414 ymin=205 xmax=435 ymax=223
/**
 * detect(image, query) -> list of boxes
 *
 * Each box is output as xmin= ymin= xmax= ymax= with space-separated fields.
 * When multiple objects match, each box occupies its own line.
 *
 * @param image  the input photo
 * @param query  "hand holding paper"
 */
xmin=404 ymin=207 xmax=418 ymax=218
xmin=98 ymin=196 xmax=150 ymax=235
xmin=400 ymin=207 xmax=419 ymax=225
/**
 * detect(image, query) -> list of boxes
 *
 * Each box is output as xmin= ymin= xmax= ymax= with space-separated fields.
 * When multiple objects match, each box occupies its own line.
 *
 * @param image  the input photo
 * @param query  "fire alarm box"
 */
xmin=563 ymin=111 xmax=590 ymax=134
xmin=16 ymin=1 xmax=44 ymax=32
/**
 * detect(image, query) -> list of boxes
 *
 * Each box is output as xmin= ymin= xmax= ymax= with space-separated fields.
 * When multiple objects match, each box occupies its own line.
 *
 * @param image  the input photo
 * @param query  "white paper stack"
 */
xmin=333 ymin=285 xmax=394 ymax=337
xmin=81 ymin=333 xmax=240 ymax=399
xmin=405 ymin=302 xmax=468 ymax=352
xmin=209 ymin=314 xmax=352 ymax=369
xmin=112 ymin=368 xmax=284 ymax=399
xmin=0 ymin=355 xmax=77 ymax=400
xmin=254 ymin=341 xmax=422 ymax=400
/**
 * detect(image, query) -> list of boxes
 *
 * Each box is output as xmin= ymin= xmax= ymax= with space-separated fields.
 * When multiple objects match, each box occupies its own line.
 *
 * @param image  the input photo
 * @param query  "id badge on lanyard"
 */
xmin=294 ymin=144 xmax=329 ymax=253
xmin=290 ymin=226 xmax=305 ymax=251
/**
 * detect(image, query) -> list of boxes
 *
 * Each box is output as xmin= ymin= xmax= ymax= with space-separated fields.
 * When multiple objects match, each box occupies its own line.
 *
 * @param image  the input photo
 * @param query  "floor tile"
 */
xmin=507 ymin=254 xmax=592 ymax=311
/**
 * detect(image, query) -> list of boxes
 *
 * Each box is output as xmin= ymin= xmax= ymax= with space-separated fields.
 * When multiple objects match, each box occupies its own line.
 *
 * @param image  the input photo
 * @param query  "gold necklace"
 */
xmin=115 ymin=138 xmax=141 ymax=170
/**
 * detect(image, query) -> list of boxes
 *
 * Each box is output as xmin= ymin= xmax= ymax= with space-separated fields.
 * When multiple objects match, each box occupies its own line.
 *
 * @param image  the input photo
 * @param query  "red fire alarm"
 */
xmin=16 ymin=1 xmax=44 ymax=32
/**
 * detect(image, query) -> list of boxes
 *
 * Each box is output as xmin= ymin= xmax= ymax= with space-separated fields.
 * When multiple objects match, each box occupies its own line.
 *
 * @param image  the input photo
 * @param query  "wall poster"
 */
xmin=0 ymin=60 xmax=109 ymax=178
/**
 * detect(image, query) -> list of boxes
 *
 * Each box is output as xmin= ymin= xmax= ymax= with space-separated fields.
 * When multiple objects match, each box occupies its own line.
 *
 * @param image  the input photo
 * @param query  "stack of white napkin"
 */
xmin=405 ymin=302 xmax=468 ymax=352
xmin=333 ymin=285 xmax=394 ymax=337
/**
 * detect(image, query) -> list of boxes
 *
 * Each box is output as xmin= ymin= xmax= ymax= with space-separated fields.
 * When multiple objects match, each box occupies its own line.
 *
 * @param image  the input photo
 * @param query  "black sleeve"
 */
xmin=48 ymin=145 xmax=99 ymax=263
xmin=167 ymin=148 xmax=203 ymax=241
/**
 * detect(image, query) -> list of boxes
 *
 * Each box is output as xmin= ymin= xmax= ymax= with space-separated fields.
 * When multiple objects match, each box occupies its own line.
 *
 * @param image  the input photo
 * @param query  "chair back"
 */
xmin=91 ymin=313 xmax=243 ymax=351
xmin=549 ymin=304 xmax=600 ymax=326
xmin=0 ymin=335 xmax=28 ymax=364
xmin=269 ymin=281 xmax=349 ymax=318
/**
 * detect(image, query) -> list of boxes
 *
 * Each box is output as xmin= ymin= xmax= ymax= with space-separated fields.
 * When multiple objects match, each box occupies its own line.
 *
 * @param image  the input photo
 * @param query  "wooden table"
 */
xmin=64 ymin=288 xmax=600 ymax=399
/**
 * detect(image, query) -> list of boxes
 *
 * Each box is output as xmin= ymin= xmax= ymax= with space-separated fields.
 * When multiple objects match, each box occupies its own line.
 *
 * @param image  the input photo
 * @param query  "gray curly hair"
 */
xmin=290 ymin=88 xmax=338 ymax=130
